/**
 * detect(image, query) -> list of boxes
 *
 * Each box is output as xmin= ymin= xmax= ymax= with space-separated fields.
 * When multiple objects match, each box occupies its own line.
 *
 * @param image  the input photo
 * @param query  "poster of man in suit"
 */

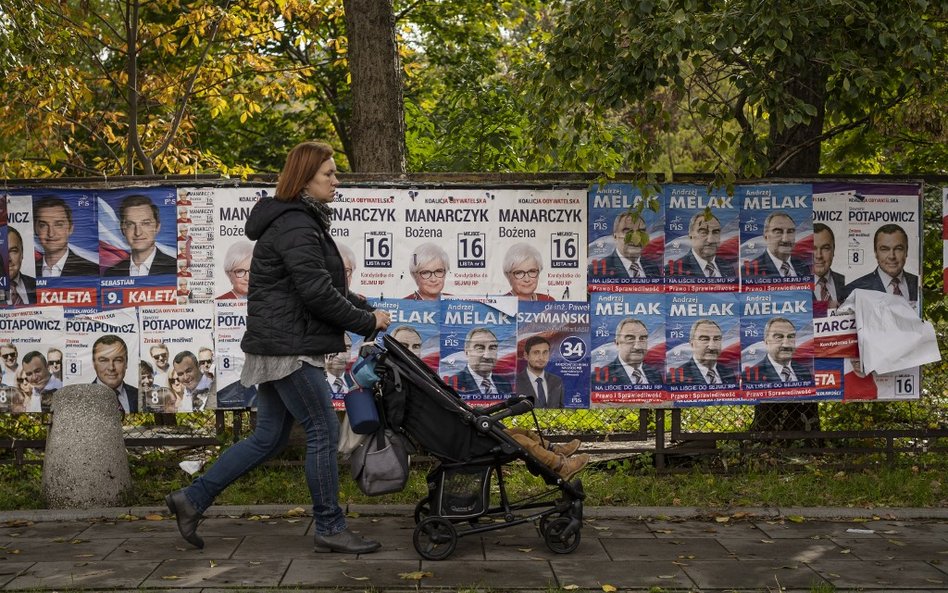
xmin=740 ymin=290 xmax=816 ymax=401
xmin=515 ymin=301 xmax=590 ymax=409
xmin=739 ymin=184 xmax=813 ymax=292
xmin=590 ymin=292 xmax=665 ymax=406
xmin=664 ymin=184 xmax=739 ymax=292
xmin=98 ymin=188 xmax=178 ymax=309
xmin=587 ymin=184 xmax=664 ymax=293
xmin=665 ymin=293 xmax=741 ymax=404
xmin=439 ymin=297 xmax=517 ymax=405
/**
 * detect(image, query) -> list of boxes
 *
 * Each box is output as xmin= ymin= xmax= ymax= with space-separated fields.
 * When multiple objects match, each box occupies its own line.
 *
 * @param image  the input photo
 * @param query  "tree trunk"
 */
xmin=342 ymin=0 xmax=406 ymax=173
xmin=751 ymin=58 xmax=828 ymax=436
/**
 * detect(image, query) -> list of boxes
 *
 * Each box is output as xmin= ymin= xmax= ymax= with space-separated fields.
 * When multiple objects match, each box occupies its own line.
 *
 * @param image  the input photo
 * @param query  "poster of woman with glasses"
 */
xmin=211 ymin=188 xmax=268 ymax=302
xmin=492 ymin=188 xmax=587 ymax=301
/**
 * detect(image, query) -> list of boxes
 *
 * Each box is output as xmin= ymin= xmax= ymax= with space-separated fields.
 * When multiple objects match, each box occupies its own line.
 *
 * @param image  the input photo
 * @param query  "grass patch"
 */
xmin=1 ymin=450 xmax=945 ymax=511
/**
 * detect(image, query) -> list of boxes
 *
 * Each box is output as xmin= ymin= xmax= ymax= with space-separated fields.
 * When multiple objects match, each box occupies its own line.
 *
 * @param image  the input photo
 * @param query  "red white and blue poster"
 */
xmin=663 ymin=184 xmax=740 ymax=293
xmin=590 ymin=292 xmax=665 ymax=405
xmin=587 ymin=184 xmax=664 ymax=293
xmin=97 ymin=187 xmax=178 ymax=309
xmin=739 ymin=184 xmax=813 ymax=292
xmin=438 ymin=296 xmax=517 ymax=405
xmin=739 ymin=290 xmax=816 ymax=401
xmin=516 ymin=300 xmax=591 ymax=409
xmin=370 ymin=297 xmax=441 ymax=373
xmin=664 ymin=292 xmax=741 ymax=405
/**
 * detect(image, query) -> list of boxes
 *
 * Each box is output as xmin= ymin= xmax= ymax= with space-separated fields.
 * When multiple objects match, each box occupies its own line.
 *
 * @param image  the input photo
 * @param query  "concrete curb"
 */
xmin=2 ymin=504 xmax=946 ymax=523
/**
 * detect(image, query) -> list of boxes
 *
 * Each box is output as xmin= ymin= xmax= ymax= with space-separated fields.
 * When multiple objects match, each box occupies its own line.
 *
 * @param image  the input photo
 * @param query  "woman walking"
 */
xmin=166 ymin=141 xmax=391 ymax=554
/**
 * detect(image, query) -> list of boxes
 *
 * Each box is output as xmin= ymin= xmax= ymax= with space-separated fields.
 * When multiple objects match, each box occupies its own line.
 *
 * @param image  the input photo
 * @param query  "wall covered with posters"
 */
xmin=0 ymin=181 xmax=924 ymax=414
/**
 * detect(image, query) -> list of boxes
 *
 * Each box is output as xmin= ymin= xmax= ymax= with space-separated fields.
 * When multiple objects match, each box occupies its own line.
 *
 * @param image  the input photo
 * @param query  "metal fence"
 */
xmin=2 ymin=368 xmax=945 ymax=469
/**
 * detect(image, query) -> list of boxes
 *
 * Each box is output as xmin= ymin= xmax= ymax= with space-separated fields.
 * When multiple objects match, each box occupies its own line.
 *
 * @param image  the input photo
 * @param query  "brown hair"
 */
xmin=275 ymin=141 xmax=335 ymax=202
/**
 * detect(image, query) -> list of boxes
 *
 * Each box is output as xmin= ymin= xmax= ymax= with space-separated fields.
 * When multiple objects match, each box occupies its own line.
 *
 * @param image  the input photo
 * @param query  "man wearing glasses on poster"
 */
xmin=105 ymin=195 xmax=176 ymax=277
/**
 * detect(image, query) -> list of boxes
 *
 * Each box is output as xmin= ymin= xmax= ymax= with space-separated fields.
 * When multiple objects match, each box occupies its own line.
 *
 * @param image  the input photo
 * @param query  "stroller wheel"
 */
xmin=543 ymin=516 xmax=581 ymax=554
xmin=413 ymin=517 xmax=457 ymax=560
xmin=537 ymin=514 xmax=553 ymax=536
xmin=413 ymin=498 xmax=431 ymax=524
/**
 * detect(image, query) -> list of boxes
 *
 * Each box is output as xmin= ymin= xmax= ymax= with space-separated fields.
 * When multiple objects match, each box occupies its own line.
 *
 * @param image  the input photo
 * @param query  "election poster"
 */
xmin=490 ymin=189 xmax=587 ymax=302
xmin=811 ymin=308 xmax=858 ymax=359
xmin=663 ymin=184 xmax=740 ymax=293
xmin=392 ymin=188 xmax=496 ymax=299
xmin=174 ymin=187 xmax=217 ymax=303
xmin=330 ymin=187 xmax=404 ymax=299
xmin=664 ymin=293 xmax=741 ymax=405
xmin=138 ymin=304 xmax=216 ymax=412
xmin=212 ymin=187 xmax=267 ymax=302
xmin=63 ymin=308 xmax=139 ymax=413
xmin=739 ymin=184 xmax=813 ymax=292
xmin=836 ymin=183 xmax=921 ymax=310
xmin=516 ymin=300 xmax=591 ymax=409
xmin=370 ymin=297 xmax=441 ymax=373
xmin=0 ymin=306 xmax=66 ymax=413
xmin=587 ymin=184 xmax=664 ymax=293
xmin=842 ymin=359 xmax=919 ymax=402
xmin=811 ymin=186 xmax=850 ymax=317
xmin=0 ymin=194 xmax=8 ymax=303
xmin=18 ymin=190 xmax=101 ymax=315
xmin=740 ymin=290 xmax=816 ymax=401
xmin=813 ymin=358 xmax=843 ymax=401
xmin=589 ymin=292 xmax=665 ymax=406
xmin=97 ymin=187 xmax=178 ymax=309
xmin=214 ymin=300 xmax=256 ymax=410
xmin=943 ymin=187 xmax=948 ymax=293
xmin=5 ymin=194 xmax=37 ymax=308
xmin=438 ymin=296 xmax=518 ymax=406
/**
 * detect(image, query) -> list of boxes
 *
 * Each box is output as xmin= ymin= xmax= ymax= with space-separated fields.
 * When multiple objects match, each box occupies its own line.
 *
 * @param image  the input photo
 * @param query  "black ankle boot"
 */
xmin=313 ymin=529 xmax=381 ymax=554
xmin=165 ymin=489 xmax=205 ymax=549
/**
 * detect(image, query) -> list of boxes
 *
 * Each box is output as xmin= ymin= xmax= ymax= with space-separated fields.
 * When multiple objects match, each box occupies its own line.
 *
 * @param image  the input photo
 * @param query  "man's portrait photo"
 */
xmin=453 ymin=327 xmax=513 ymax=398
xmin=678 ymin=319 xmax=737 ymax=385
xmin=673 ymin=212 xmax=735 ymax=278
xmin=812 ymin=222 xmax=845 ymax=309
xmin=841 ymin=223 xmax=918 ymax=303
xmin=33 ymin=196 xmax=98 ymax=277
xmin=5 ymin=227 xmax=36 ymax=305
xmin=749 ymin=317 xmax=812 ymax=383
xmin=746 ymin=210 xmax=810 ymax=278
xmin=589 ymin=212 xmax=660 ymax=279
xmin=595 ymin=318 xmax=664 ymax=385
xmin=91 ymin=334 xmax=138 ymax=414
xmin=105 ymin=194 xmax=176 ymax=277
xmin=515 ymin=335 xmax=564 ymax=408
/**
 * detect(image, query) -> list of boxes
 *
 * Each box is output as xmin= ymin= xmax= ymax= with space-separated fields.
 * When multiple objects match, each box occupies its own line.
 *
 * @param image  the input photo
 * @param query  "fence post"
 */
xmin=655 ymin=408 xmax=666 ymax=471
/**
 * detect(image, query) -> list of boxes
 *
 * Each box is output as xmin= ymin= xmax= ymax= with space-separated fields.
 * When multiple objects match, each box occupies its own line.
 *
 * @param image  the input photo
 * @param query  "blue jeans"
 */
xmin=183 ymin=363 xmax=346 ymax=535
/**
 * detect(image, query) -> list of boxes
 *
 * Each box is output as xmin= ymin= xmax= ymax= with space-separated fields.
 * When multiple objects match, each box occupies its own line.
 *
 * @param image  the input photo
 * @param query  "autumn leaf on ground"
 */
xmin=714 ymin=516 xmax=730 ymax=523
xmin=144 ymin=514 xmax=163 ymax=521
xmin=342 ymin=572 xmax=369 ymax=581
xmin=209 ymin=560 xmax=218 ymax=567
xmin=117 ymin=514 xmax=138 ymax=521
xmin=786 ymin=515 xmax=805 ymax=523
xmin=285 ymin=507 xmax=307 ymax=517
xmin=562 ymin=585 xmax=580 ymax=590
xmin=602 ymin=584 xmax=617 ymax=592
xmin=399 ymin=571 xmax=433 ymax=580
xmin=161 ymin=575 xmax=181 ymax=580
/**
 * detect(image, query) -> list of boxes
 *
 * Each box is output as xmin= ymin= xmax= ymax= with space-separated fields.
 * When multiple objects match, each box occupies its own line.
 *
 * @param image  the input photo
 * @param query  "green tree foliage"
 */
xmin=532 ymin=0 xmax=947 ymax=180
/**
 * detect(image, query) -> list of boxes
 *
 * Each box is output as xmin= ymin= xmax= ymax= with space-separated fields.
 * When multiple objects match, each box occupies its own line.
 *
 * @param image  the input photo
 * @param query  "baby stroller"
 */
xmin=367 ymin=334 xmax=585 ymax=560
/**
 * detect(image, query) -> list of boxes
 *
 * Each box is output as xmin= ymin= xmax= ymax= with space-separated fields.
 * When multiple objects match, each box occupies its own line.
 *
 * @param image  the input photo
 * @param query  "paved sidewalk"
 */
xmin=1 ymin=505 xmax=947 ymax=591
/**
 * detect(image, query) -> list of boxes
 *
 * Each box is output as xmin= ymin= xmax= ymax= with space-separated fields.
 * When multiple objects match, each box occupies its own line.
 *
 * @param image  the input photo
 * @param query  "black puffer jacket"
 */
xmin=240 ymin=198 xmax=375 ymax=356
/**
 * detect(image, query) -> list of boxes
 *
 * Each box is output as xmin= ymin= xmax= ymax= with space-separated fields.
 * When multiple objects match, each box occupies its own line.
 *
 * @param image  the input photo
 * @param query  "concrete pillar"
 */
xmin=42 ymin=384 xmax=132 ymax=509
